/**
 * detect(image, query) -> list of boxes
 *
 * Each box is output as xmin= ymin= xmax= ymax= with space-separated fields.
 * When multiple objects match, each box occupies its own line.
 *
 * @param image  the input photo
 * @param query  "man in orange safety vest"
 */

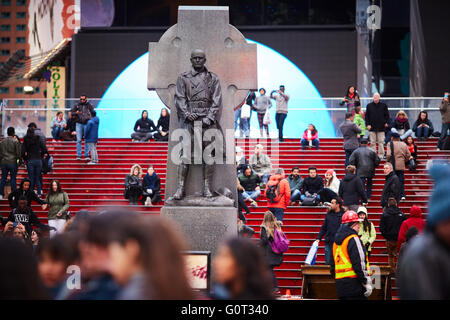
xmin=330 ymin=210 xmax=373 ymax=300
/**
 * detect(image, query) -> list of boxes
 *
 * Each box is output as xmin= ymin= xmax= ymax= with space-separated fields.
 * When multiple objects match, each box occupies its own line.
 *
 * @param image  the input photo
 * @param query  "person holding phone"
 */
xmin=412 ymin=111 xmax=434 ymax=140
xmin=437 ymin=92 xmax=450 ymax=150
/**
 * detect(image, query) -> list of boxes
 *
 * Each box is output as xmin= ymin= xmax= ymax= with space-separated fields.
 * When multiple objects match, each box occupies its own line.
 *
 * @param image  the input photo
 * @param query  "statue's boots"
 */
xmin=203 ymin=164 xmax=214 ymax=198
xmin=173 ymin=164 xmax=188 ymax=200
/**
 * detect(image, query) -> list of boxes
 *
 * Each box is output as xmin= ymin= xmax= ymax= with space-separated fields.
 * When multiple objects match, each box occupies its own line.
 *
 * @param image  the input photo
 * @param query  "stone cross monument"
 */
xmin=147 ymin=6 xmax=257 ymax=257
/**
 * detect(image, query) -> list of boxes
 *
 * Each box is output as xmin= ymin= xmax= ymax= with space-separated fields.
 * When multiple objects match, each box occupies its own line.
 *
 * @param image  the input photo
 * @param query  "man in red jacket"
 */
xmin=265 ymin=168 xmax=291 ymax=223
xmin=397 ymin=205 xmax=425 ymax=250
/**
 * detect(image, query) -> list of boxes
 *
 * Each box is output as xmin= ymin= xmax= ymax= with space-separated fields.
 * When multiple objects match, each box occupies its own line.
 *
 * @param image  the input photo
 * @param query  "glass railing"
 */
xmin=1 ymin=97 xmax=445 ymax=138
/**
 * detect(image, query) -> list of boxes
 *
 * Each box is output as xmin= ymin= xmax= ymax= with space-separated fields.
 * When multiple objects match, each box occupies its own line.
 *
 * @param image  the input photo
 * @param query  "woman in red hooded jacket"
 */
xmin=397 ymin=205 xmax=425 ymax=249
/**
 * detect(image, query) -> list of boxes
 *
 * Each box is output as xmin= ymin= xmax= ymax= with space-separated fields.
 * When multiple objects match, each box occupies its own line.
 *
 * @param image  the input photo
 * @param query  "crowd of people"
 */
xmin=0 ymin=89 xmax=449 ymax=301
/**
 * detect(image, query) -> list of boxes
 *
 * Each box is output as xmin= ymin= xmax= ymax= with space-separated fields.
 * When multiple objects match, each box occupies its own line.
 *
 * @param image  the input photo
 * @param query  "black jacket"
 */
xmin=133 ymin=117 xmax=157 ymax=133
xmin=8 ymin=179 xmax=45 ymax=208
xmin=317 ymin=207 xmax=345 ymax=245
xmin=156 ymin=115 xmax=170 ymax=132
xmin=70 ymin=101 xmax=94 ymax=124
xmin=301 ymin=176 xmax=324 ymax=195
xmin=7 ymin=206 xmax=50 ymax=236
xmin=236 ymin=157 xmax=249 ymax=175
xmin=380 ymin=205 xmax=406 ymax=241
xmin=259 ymin=226 xmax=283 ymax=267
xmin=238 ymin=172 xmax=261 ymax=191
xmin=393 ymin=118 xmax=410 ymax=131
xmin=380 ymin=171 xmax=401 ymax=208
xmin=21 ymin=135 xmax=48 ymax=161
xmin=330 ymin=224 xmax=370 ymax=299
xmin=349 ymin=146 xmax=380 ymax=178
xmin=338 ymin=173 xmax=367 ymax=206
xmin=365 ymin=101 xmax=390 ymax=131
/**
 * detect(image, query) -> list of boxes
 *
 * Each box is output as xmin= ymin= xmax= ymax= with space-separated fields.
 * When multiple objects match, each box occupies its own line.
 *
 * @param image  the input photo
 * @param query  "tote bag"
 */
xmin=263 ymin=109 xmax=271 ymax=125
xmin=241 ymin=104 xmax=251 ymax=119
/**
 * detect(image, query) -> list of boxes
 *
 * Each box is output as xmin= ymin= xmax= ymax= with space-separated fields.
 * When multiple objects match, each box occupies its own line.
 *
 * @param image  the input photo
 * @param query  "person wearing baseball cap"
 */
xmin=330 ymin=210 xmax=372 ymax=300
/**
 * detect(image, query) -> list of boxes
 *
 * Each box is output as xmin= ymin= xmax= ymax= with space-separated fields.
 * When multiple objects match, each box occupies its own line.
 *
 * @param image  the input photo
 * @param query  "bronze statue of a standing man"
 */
xmin=172 ymin=49 xmax=223 ymax=200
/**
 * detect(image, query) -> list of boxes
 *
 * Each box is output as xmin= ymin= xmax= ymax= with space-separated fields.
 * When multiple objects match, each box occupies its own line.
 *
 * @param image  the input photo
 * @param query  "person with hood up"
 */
xmin=398 ymin=162 xmax=450 ymax=299
xmin=330 ymin=210 xmax=372 ymax=300
xmin=8 ymin=178 xmax=46 ymax=209
xmin=357 ymin=206 xmax=376 ymax=258
xmin=131 ymin=110 xmax=158 ymax=142
xmin=379 ymin=197 xmax=406 ymax=271
xmin=338 ymin=165 xmax=367 ymax=211
xmin=397 ymin=205 xmax=425 ymax=250
xmin=265 ymin=168 xmax=291 ymax=222
xmin=85 ymin=111 xmax=99 ymax=165
xmin=319 ymin=169 xmax=340 ymax=204
xmin=123 ymin=164 xmax=143 ymax=205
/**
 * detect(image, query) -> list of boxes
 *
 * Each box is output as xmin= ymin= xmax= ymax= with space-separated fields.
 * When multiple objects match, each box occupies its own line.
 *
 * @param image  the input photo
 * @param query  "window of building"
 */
xmin=34 ymin=86 xmax=40 ymax=93
xmin=16 ymin=37 xmax=25 ymax=43
xmin=1 ymin=12 xmax=11 ymax=19
xmin=0 ymin=50 xmax=11 ymax=56
xmin=16 ymin=0 xmax=26 ymax=5
xmin=1 ymin=0 xmax=11 ymax=6
xmin=16 ymin=24 xmax=26 ymax=31
xmin=30 ymin=100 xmax=40 ymax=106
xmin=14 ymin=100 xmax=24 ymax=106
xmin=1 ymin=37 xmax=10 ymax=43
xmin=16 ymin=12 xmax=26 ymax=19
xmin=1 ymin=24 xmax=11 ymax=31
xmin=15 ymin=87 xmax=23 ymax=94
xmin=0 ymin=87 xmax=10 ymax=94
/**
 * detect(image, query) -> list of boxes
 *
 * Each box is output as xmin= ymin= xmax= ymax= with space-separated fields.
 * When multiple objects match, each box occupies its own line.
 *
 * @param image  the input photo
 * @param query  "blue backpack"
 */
xmin=270 ymin=229 xmax=290 ymax=254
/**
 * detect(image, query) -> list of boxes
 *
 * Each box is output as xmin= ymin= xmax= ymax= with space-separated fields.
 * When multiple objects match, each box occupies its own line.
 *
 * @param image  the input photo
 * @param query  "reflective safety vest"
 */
xmin=333 ymin=234 xmax=370 ymax=279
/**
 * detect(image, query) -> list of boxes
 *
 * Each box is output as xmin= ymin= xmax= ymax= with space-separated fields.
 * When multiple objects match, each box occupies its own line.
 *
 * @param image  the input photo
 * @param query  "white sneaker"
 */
xmin=401 ymin=196 xmax=406 ymax=200
xmin=0 ymin=195 xmax=3 ymax=200
xmin=145 ymin=197 xmax=152 ymax=207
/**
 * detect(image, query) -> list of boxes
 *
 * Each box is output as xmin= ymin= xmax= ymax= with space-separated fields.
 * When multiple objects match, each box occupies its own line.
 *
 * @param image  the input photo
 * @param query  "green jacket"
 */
xmin=45 ymin=191 xmax=70 ymax=220
xmin=0 ymin=136 xmax=21 ymax=165
xmin=354 ymin=114 xmax=366 ymax=136
xmin=358 ymin=220 xmax=376 ymax=251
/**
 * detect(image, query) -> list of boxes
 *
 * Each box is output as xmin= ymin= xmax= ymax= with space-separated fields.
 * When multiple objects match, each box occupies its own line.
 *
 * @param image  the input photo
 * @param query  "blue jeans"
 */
xmin=415 ymin=126 xmax=430 ymax=138
xmin=269 ymin=207 xmax=285 ymax=222
xmin=391 ymin=128 xmax=413 ymax=141
xmin=234 ymin=108 xmax=244 ymax=136
xmin=0 ymin=164 xmax=18 ymax=196
xmin=301 ymin=138 xmax=319 ymax=150
xmin=51 ymin=127 xmax=63 ymax=140
xmin=76 ymin=122 xmax=89 ymax=157
xmin=438 ymin=122 xmax=450 ymax=149
xmin=324 ymin=243 xmax=333 ymax=265
xmin=301 ymin=193 xmax=321 ymax=201
xmin=242 ymin=189 xmax=261 ymax=201
xmin=360 ymin=177 xmax=373 ymax=199
xmin=344 ymin=148 xmax=356 ymax=168
xmin=241 ymin=118 xmax=250 ymax=138
xmin=290 ymin=189 xmax=301 ymax=202
xmin=275 ymin=113 xmax=287 ymax=141
xmin=27 ymin=159 xmax=42 ymax=195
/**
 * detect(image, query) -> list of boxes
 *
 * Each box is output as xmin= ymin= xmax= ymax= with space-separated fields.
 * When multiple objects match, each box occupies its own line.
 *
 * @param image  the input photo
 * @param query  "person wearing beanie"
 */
xmin=319 ymin=169 xmax=341 ymax=204
xmin=398 ymin=163 xmax=450 ymax=300
xmin=357 ymin=206 xmax=376 ymax=258
xmin=397 ymin=206 xmax=426 ymax=250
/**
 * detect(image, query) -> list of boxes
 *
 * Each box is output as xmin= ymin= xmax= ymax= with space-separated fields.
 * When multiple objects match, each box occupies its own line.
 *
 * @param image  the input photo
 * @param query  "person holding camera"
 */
xmin=70 ymin=95 xmax=95 ymax=160
xmin=6 ymin=196 xmax=54 ymax=237
xmin=339 ymin=85 xmax=360 ymax=113
xmin=437 ymin=92 xmax=450 ymax=150
xmin=270 ymin=85 xmax=289 ymax=142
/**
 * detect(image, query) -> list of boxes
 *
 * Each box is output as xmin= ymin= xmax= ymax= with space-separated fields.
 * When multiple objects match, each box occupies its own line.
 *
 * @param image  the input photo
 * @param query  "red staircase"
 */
xmin=2 ymin=137 xmax=449 ymax=297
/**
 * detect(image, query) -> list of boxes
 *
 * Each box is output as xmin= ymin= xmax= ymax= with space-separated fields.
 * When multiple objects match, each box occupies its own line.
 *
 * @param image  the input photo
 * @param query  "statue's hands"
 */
xmin=186 ymin=112 xmax=198 ymax=122
xmin=202 ymin=117 xmax=212 ymax=126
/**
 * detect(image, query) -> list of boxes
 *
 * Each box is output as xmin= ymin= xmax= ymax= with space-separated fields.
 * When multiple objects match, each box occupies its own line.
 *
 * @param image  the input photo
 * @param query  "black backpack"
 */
xmin=266 ymin=182 xmax=281 ymax=203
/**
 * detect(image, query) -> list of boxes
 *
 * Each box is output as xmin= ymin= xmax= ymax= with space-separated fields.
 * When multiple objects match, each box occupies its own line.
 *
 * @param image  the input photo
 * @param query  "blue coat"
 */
xmin=85 ymin=116 xmax=99 ymax=143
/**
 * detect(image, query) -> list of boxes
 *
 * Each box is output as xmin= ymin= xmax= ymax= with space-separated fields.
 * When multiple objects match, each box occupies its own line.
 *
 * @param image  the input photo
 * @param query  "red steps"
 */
xmin=2 ymin=137 xmax=449 ymax=298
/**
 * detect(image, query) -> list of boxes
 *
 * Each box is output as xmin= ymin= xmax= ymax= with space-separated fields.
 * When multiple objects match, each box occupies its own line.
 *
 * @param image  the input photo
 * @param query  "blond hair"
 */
xmin=260 ymin=211 xmax=281 ymax=239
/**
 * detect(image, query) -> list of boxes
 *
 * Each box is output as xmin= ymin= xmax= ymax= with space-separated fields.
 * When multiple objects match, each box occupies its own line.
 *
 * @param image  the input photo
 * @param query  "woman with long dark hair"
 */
xmin=412 ymin=111 xmax=434 ymax=140
xmin=301 ymin=124 xmax=320 ymax=150
xmin=260 ymin=211 xmax=284 ymax=294
xmin=212 ymin=237 xmax=274 ymax=300
xmin=153 ymin=108 xmax=170 ymax=141
xmin=107 ymin=215 xmax=196 ymax=300
xmin=42 ymin=180 xmax=70 ymax=237
xmin=357 ymin=206 xmax=376 ymax=258
xmin=21 ymin=127 xmax=48 ymax=197
xmin=339 ymin=85 xmax=360 ymax=113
